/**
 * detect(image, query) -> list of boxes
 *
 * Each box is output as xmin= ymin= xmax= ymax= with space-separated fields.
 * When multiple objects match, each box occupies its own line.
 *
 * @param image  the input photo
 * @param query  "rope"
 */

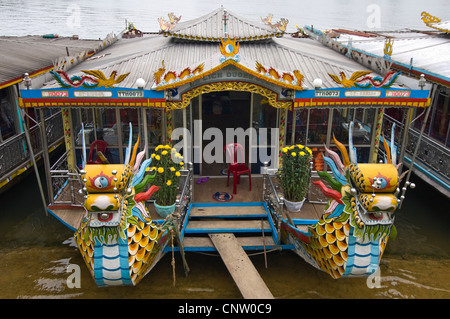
xmin=171 ymin=229 xmax=176 ymax=287
xmin=191 ymin=246 xmax=283 ymax=257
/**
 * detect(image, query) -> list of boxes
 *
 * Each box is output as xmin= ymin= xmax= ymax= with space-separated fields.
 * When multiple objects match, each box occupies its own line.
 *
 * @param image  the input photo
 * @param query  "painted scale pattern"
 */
xmin=74 ymin=125 xmax=171 ymax=286
xmin=284 ymin=122 xmax=397 ymax=279
xmin=74 ymin=216 xmax=168 ymax=286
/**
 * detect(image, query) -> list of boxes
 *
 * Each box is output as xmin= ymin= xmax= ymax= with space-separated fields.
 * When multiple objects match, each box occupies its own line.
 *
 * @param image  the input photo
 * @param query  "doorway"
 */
xmin=201 ymin=91 xmax=251 ymax=177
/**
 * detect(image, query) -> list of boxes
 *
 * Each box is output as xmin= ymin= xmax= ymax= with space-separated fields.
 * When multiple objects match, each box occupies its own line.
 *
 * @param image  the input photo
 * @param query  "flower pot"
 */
xmin=154 ymin=202 xmax=176 ymax=218
xmin=284 ymin=198 xmax=306 ymax=213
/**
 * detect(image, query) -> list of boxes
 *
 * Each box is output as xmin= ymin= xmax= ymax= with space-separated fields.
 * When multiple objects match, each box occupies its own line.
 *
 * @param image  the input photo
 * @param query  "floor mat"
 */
xmin=212 ymin=191 xmax=233 ymax=202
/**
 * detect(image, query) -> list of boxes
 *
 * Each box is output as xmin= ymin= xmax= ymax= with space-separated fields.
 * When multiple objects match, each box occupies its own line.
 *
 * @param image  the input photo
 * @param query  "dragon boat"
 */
xmin=280 ymin=122 xmax=402 ymax=278
xmin=74 ymin=124 xmax=171 ymax=286
xmin=17 ymin=8 xmax=434 ymax=289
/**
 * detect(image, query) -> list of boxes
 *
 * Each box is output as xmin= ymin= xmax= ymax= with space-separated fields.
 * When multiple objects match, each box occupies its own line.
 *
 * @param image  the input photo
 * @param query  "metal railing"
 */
xmin=262 ymin=162 xmax=327 ymax=241
xmin=174 ymin=162 xmax=194 ymax=232
xmin=0 ymin=111 xmax=64 ymax=181
xmin=381 ymin=114 xmax=450 ymax=181
xmin=50 ymin=151 xmax=83 ymax=206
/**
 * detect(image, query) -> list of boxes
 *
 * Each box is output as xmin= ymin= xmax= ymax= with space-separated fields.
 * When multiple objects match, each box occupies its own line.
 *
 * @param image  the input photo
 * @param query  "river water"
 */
xmin=1 ymin=0 xmax=450 ymax=300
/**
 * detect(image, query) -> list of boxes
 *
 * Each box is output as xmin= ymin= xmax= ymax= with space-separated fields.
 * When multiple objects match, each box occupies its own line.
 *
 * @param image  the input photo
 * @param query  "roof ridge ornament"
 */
xmin=50 ymin=70 xmax=130 ymax=89
xmin=421 ymin=11 xmax=450 ymax=33
xmin=158 ymin=12 xmax=181 ymax=32
xmin=421 ymin=11 xmax=441 ymax=24
xmin=261 ymin=14 xmax=289 ymax=33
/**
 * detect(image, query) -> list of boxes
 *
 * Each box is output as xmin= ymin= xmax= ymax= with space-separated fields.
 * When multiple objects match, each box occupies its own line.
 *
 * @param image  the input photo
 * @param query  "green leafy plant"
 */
xmin=151 ymin=144 xmax=184 ymax=206
xmin=278 ymin=144 xmax=313 ymax=202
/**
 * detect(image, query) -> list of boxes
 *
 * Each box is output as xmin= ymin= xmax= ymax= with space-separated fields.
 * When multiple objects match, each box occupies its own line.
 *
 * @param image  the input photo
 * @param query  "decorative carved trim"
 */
xmin=166 ymin=81 xmax=292 ymax=110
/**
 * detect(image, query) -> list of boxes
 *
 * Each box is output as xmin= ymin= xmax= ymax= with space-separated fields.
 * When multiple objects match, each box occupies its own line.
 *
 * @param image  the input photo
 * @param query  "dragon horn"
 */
xmin=382 ymin=132 xmax=392 ymax=164
xmin=348 ymin=122 xmax=357 ymax=164
xmin=124 ymin=123 xmax=132 ymax=165
xmin=324 ymin=144 xmax=345 ymax=174
xmin=81 ymin=123 xmax=86 ymax=168
xmin=129 ymin=136 xmax=140 ymax=167
xmin=133 ymin=147 xmax=146 ymax=173
xmin=390 ymin=123 xmax=397 ymax=165
xmin=332 ymin=133 xmax=350 ymax=167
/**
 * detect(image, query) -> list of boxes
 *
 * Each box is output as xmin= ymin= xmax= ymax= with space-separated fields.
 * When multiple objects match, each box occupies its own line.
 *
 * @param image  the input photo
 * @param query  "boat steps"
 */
xmin=180 ymin=202 xmax=279 ymax=252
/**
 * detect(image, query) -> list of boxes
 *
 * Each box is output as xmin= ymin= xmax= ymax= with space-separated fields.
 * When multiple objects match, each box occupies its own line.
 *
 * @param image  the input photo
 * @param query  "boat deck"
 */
xmin=47 ymin=176 xmax=326 ymax=252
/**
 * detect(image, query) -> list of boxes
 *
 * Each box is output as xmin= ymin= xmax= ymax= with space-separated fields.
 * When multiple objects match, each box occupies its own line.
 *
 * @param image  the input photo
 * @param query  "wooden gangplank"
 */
xmin=209 ymin=233 xmax=274 ymax=299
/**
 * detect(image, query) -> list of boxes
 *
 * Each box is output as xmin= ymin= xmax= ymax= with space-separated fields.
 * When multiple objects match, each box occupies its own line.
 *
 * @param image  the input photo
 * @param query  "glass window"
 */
xmin=307 ymin=109 xmax=329 ymax=144
xmin=0 ymin=88 xmax=18 ymax=141
xmin=429 ymin=94 xmax=449 ymax=146
xmin=146 ymin=108 xmax=164 ymax=150
xmin=293 ymin=109 xmax=308 ymax=145
xmin=332 ymin=109 xmax=374 ymax=145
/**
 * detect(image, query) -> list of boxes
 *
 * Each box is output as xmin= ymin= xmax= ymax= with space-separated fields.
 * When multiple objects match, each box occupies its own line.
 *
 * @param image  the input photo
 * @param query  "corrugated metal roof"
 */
xmin=161 ymin=7 xmax=283 ymax=41
xmin=331 ymin=31 xmax=450 ymax=80
xmin=0 ymin=35 xmax=107 ymax=87
xmin=43 ymin=33 xmax=375 ymax=91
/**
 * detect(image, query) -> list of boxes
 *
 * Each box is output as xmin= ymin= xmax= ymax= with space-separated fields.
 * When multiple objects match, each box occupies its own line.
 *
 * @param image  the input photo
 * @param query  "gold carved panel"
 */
xmin=166 ymin=81 xmax=292 ymax=110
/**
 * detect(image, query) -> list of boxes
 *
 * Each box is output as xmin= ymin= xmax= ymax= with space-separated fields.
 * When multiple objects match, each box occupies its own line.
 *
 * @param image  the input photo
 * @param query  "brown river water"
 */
xmin=0 ymin=169 xmax=449 ymax=300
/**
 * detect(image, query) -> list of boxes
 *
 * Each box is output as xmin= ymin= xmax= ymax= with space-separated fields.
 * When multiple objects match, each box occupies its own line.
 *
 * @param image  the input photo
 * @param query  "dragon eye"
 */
xmin=94 ymin=176 xmax=109 ymax=188
xmin=372 ymin=177 xmax=387 ymax=189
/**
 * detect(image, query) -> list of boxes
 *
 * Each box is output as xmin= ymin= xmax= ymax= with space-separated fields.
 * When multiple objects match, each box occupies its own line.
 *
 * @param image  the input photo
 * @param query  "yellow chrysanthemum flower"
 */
xmin=170 ymin=167 xmax=175 ymax=171
xmin=175 ymin=171 xmax=181 ymax=177
xmin=300 ymin=151 xmax=306 ymax=156
xmin=298 ymin=144 xmax=304 ymax=149
xmin=166 ymin=180 xmax=172 ymax=186
xmin=162 ymin=150 xmax=168 ymax=155
xmin=180 ymin=161 xmax=184 ymax=166
xmin=155 ymin=155 xmax=160 ymax=160
xmin=291 ymin=152 xmax=296 ymax=157
xmin=158 ymin=167 xmax=164 ymax=173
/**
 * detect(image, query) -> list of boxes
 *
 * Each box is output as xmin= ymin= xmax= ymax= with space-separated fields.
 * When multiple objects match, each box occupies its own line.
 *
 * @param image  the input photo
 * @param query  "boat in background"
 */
xmin=0 ymin=33 xmax=118 ymax=196
xmin=304 ymin=11 xmax=450 ymax=199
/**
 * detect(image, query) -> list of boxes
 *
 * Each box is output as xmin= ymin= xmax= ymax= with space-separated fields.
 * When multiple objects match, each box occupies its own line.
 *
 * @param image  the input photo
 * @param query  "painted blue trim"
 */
xmin=368 ymin=241 xmax=380 ymax=274
xmin=180 ymin=204 xmax=193 ymax=242
xmin=20 ymin=87 xmax=165 ymax=99
xmin=343 ymin=229 xmax=356 ymax=276
xmin=294 ymin=87 xmax=429 ymax=100
xmin=184 ymin=228 xmax=272 ymax=234
xmin=93 ymin=245 xmax=104 ymax=286
xmin=403 ymin=154 xmax=450 ymax=190
xmin=190 ymin=202 xmax=264 ymax=207
xmin=262 ymin=202 xmax=279 ymax=244
xmin=292 ymin=218 xmax=319 ymax=225
xmin=46 ymin=207 xmax=78 ymax=232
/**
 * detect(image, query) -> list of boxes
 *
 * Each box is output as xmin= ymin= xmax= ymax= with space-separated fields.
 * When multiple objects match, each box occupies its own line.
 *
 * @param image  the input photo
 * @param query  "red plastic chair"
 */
xmin=224 ymin=143 xmax=251 ymax=194
xmin=87 ymin=140 xmax=108 ymax=164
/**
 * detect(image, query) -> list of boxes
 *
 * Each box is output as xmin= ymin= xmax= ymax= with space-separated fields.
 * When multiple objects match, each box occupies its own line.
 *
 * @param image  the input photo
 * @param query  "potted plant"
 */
xmin=278 ymin=144 xmax=313 ymax=212
xmin=151 ymin=144 xmax=184 ymax=218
